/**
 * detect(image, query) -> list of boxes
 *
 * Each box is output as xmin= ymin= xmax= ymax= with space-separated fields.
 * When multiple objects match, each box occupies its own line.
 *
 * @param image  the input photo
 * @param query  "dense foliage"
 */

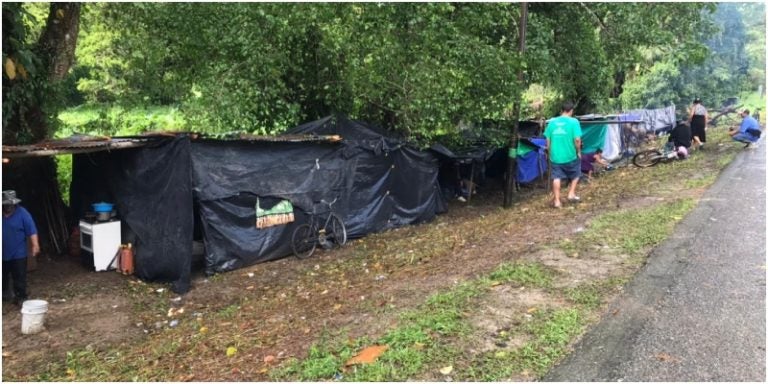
xmin=4 ymin=2 xmax=765 ymax=147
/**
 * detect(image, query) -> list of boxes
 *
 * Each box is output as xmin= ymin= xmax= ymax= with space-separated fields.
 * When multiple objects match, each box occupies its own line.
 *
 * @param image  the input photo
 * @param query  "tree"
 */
xmin=2 ymin=3 xmax=82 ymax=254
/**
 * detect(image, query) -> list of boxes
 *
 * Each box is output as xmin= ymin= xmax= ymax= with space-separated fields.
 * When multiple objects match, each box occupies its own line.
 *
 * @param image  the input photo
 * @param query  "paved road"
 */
xmin=544 ymin=144 xmax=766 ymax=382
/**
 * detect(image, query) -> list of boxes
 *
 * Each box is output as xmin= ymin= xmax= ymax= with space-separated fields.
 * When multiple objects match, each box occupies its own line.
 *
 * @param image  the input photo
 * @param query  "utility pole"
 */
xmin=503 ymin=2 xmax=528 ymax=208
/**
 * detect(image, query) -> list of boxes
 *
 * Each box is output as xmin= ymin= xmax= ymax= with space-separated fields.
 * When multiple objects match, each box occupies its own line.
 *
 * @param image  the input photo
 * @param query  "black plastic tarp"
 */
xmin=195 ymin=115 xmax=445 ymax=274
xmin=191 ymin=140 xmax=350 ymax=273
xmin=71 ymin=137 xmax=193 ymax=293
xmin=69 ymin=116 xmax=445 ymax=288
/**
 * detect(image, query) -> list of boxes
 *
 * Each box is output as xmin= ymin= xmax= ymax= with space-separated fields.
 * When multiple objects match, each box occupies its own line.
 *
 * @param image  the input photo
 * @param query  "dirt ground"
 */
xmin=1 ymin=144 xmax=724 ymax=381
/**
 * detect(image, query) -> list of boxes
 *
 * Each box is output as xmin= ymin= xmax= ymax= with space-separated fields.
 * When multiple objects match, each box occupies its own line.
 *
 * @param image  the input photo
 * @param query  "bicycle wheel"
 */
xmin=326 ymin=213 xmax=347 ymax=247
xmin=632 ymin=150 xmax=663 ymax=168
xmin=291 ymin=224 xmax=317 ymax=259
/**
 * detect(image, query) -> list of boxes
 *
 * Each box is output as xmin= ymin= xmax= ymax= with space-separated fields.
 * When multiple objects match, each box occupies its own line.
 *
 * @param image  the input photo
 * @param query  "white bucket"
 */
xmin=20 ymin=299 xmax=48 ymax=335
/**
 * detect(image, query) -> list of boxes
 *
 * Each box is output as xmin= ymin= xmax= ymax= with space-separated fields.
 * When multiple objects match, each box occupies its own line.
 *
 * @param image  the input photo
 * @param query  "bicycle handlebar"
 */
xmin=320 ymin=197 xmax=338 ymax=207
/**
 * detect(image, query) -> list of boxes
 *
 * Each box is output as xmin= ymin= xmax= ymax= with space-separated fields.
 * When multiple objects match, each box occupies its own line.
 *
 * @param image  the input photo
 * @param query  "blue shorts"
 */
xmin=551 ymin=159 xmax=581 ymax=181
xmin=733 ymin=132 xmax=759 ymax=143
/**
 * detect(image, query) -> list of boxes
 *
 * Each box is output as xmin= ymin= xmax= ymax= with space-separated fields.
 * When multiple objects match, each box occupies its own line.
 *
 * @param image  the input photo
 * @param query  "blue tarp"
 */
xmin=516 ymin=138 xmax=547 ymax=183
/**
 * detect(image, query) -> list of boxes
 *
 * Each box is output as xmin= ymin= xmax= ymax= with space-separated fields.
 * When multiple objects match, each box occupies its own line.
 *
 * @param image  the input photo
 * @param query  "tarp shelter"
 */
xmin=431 ymin=120 xmax=544 ymax=196
xmin=623 ymin=105 xmax=676 ymax=135
xmin=68 ymin=115 xmax=446 ymax=293
xmin=516 ymin=138 xmax=547 ymax=184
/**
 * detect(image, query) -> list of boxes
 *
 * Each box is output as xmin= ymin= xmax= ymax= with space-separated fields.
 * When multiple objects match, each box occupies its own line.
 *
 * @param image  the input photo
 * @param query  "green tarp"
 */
xmin=580 ymin=124 xmax=608 ymax=153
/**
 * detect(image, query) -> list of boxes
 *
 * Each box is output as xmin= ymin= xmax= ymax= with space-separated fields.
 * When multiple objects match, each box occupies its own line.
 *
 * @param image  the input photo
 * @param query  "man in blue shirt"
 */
xmin=3 ymin=190 xmax=40 ymax=305
xmin=729 ymin=109 xmax=761 ymax=148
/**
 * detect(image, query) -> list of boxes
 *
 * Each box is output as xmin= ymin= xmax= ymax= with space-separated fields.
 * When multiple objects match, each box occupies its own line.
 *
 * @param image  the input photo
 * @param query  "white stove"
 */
xmin=80 ymin=220 xmax=121 ymax=271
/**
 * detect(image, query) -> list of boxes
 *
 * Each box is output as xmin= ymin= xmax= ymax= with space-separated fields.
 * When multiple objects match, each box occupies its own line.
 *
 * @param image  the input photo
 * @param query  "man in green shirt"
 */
xmin=544 ymin=101 xmax=583 ymax=208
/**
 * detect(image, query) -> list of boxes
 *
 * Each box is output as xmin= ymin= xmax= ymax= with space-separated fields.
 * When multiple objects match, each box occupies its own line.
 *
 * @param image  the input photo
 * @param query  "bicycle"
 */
xmin=632 ymin=142 xmax=683 ymax=168
xmin=291 ymin=197 xmax=347 ymax=259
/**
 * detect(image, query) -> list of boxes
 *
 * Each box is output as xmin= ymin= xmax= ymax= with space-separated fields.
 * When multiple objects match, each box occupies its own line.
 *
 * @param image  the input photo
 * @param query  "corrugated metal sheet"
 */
xmin=2 ymin=137 xmax=158 ymax=158
xmin=2 ymin=133 xmax=343 ymax=158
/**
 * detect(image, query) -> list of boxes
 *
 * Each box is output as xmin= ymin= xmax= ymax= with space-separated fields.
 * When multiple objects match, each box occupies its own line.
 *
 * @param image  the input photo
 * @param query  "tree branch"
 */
xmin=579 ymin=2 xmax=608 ymax=32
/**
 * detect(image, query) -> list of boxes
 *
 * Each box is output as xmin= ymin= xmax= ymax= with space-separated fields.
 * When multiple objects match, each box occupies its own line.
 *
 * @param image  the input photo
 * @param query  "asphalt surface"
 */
xmin=544 ymin=143 xmax=766 ymax=382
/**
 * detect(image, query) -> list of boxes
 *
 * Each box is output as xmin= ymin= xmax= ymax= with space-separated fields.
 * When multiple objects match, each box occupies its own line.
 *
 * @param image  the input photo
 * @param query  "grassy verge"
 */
xmin=561 ymin=198 xmax=696 ymax=259
xmin=271 ymin=262 xmax=554 ymax=381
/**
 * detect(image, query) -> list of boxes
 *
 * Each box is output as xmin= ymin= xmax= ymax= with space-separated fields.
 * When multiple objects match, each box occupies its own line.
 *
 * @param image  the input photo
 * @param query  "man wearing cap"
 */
xmin=3 ymin=190 xmax=40 ymax=305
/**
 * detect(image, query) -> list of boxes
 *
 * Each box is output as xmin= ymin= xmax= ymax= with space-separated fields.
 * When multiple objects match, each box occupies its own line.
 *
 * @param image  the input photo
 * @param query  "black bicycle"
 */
xmin=291 ymin=198 xmax=347 ymax=259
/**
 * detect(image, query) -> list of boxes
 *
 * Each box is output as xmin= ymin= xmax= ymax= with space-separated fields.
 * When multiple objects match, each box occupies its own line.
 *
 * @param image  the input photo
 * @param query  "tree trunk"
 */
xmin=38 ymin=3 xmax=81 ymax=83
xmin=503 ymin=3 xmax=527 ymax=208
xmin=2 ymin=3 xmax=81 ymax=256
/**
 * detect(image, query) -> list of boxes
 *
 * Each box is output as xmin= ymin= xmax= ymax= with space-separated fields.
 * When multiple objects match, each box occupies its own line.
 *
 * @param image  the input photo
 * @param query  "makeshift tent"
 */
xmin=431 ymin=120 xmax=544 ymax=195
xmin=70 ymin=138 xmax=193 ymax=293
xmin=70 ymin=115 xmax=446 ymax=293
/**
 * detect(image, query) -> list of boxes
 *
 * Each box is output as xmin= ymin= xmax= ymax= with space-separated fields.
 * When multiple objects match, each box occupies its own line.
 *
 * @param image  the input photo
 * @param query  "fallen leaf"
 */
xmin=526 ymin=307 xmax=537 ymax=314
xmin=439 ymin=366 xmax=453 ymax=375
xmin=333 ymin=303 xmax=342 ymax=310
xmin=226 ymin=346 xmax=237 ymax=357
xmin=257 ymin=368 xmax=269 ymax=374
xmin=345 ymin=345 xmax=388 ymax=366
xmin=655 ymin=352 xmax=680 ymax=362
xmin=199 ymin=326 xmax=208 ymax=334
xmin=264 ymin=355 xmax=276 ymax=364
xmin=246 ymin=285 xmax=255 ymax=290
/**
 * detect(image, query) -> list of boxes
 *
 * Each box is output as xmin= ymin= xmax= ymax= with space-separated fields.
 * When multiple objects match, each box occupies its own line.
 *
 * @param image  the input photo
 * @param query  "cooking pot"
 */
xmin=92 ymin=202 xmax=114 ymax=213
xmin=96 ymin=211 xmax=116 ymax=221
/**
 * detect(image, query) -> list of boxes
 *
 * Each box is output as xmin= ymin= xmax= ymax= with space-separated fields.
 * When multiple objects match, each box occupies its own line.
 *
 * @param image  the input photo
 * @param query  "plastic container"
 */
xmin=92 ymin=202 xmax=114 ymax=213
xmin=20 ymin=300 xmax=49 ymax=335
xmin=118 ymin=243 xmax=134 ymax=275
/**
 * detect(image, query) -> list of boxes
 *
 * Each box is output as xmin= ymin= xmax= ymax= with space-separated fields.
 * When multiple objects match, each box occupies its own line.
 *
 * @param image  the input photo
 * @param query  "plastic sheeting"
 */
xmin=195 ymin=115 xmax=445 ymax=275
xmin=71 ymin=137 xmax=193 ymax=293
xmin=516 ymin=138 xmax=547 ymax=183
xmin=69 ymin=116 xmax=445 ymax=290
xmin=601 ymin=124 xmax=623 ymax=161
xmin=624 ymin=105 xmax=676 ymax=134
xmin=581 ymin=124 xmax=608 ymax=153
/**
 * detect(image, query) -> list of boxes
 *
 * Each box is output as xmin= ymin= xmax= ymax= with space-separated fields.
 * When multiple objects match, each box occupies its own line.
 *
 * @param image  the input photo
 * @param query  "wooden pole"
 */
xmin=503 ymin=2 xmax=528 ymax=208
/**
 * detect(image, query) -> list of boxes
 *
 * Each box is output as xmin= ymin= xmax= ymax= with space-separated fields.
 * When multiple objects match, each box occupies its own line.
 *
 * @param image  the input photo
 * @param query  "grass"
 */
xmin=565 ymin=277 xmax=629 ymax=310
xmin=738 ymin=91 xmax=767 ymax=124
xmin=271 ymin=262 xmax=556 ymax=381
xmin=57 ymin=104 xmax=187 ymax=137
xmin=460 ymin=308 xmax=585 ymax=381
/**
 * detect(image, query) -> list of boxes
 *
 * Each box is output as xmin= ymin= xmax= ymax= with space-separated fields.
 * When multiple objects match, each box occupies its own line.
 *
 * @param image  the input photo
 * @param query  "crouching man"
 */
xmin=729 ymin=109 xmax=761 ymax=148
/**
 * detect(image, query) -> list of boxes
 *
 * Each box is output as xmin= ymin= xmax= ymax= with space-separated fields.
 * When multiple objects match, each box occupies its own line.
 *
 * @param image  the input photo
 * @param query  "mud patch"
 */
xmin=2 ymin=292 xmax=137 ymax=376
xmin=467 ymin=286 xmax=565 ymax=355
